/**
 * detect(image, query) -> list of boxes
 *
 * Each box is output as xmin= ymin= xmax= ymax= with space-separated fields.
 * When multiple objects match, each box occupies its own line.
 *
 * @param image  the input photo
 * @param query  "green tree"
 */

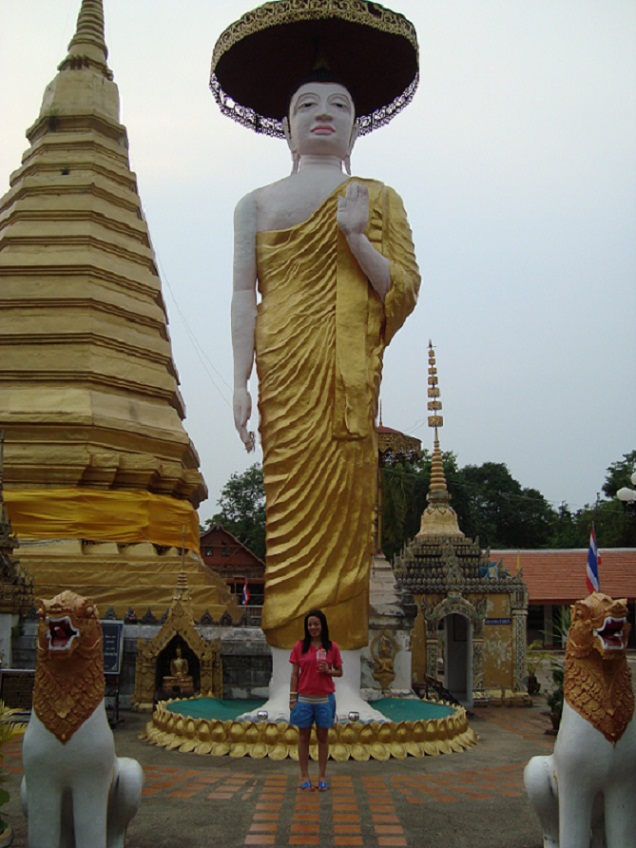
xmin=381 ymin=456 xmax=429 ymax=561
xmin=548 ymin=502 xmax=581 ymax=548
xmin=601 ymin=450 xmax=636 ymax=499
xmin=559 ymin=451 xmax=636 ymax=548
xmin=208 ymin=463 xmax=266 ymax=560
xmin=458 ymin=462 xmax=555 ymax=549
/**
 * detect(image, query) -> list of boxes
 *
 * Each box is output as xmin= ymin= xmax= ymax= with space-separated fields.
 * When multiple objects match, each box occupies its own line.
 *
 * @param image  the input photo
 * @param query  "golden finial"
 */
xmin=427 ymin=339 xmax=443 ymax=432
xmin=416 ymin=342 xmax=463 ymax=538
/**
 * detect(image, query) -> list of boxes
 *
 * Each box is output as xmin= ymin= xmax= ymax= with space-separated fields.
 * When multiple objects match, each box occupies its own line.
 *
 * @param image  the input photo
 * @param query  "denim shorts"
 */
xmin=290 ymin=693 xmax=336 ymax=729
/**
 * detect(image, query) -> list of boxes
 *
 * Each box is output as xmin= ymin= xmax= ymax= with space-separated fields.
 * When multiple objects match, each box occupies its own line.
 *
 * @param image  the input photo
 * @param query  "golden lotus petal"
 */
xmin=230 ymin=742 xmax=248 ymax=758
xmin=283 ymin=725 xmax=299 ymax=746
xmin=250 ymin=742 xmax=268 ymax=759
xmin=359 ymin=725 xmax=376 ymax=745
xmin=268 ymin=743 xmax=289 ymax=761
xmin=390 ymin=742 xmax=407 ymax=759
xmin=412 ymin=720 xmax=426 ymax=742
xmin=210 ymin=721 xmax=227 ymax=742
xmin=395 ymin=722 xmax=411 ymax=742
xmin=197 ymin=721 xmax=212 ymax=743
xmin=264 ymin=723 xmax=281 ymax=745
xmin=211 ymin=742 xmax=231 ymax=757
xmin=229 ymin=722 xmax=245 ymax=742
xmin=350 ymin=742 xmax=370 ymax=762
xmin=369 ymin=743 xmax=390 ymax=761
xmin=424 ymin=720 xmax=439 ymax=741
xmin=405 ymin=741 xmax=422 ymax=757
xmin=377 ymin=723 xmax=393 ymax=743
xmin=339 ymin=724 xmax=359 ymax=745
xmin=330 ymin=742 xmax=350 ymax=762
xmin=245 ymin=724 xmax=260 ymax=744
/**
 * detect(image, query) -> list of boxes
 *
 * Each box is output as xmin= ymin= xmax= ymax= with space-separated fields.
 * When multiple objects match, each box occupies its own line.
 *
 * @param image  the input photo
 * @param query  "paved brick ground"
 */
xmin=2 ymin=703 xmax=558 ymax=847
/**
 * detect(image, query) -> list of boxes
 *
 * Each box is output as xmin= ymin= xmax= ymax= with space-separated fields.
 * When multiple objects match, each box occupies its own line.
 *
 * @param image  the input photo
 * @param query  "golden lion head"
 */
xmin=567 ymin=592 xmax=631 ymax=661
xmin=37 ymin=590 xmax=102 ymax=664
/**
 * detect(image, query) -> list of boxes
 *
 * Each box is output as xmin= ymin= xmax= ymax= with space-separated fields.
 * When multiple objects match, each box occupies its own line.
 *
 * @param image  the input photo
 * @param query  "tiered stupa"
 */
xmin=0 ymin=0 xmax=238 ymax=623
xmin=395 ymin=342 xmax=529 ymax=705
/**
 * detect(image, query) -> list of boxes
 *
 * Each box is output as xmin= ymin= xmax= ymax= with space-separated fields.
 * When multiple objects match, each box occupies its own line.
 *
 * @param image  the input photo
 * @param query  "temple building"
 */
xmin=0 ymin=0 xmax=237 ymax=624
xmin=395 ymin=343 xmax=529 ymax=706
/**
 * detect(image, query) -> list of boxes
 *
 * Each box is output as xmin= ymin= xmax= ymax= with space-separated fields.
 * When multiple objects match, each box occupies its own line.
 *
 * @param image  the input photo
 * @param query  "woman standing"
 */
xmin=289 ymin=610 xmax=343 ymax=790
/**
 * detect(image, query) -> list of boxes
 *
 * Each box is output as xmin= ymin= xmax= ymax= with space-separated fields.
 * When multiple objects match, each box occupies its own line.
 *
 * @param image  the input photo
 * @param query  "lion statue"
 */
xmin=21 ymin=590 xmax=143 ymax=848
xmin=524 ymin=592 xmax=636 ymax=848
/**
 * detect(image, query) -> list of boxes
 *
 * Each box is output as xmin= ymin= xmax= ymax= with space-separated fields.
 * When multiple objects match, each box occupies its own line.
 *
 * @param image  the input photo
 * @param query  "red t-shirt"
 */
xmin=289 ymin=640 xmax=342 ymax=696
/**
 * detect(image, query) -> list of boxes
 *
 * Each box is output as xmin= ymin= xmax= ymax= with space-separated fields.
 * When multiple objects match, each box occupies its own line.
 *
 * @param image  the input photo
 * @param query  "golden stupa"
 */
xmin=416 ymin=341 xmax=464 ymax=539
xmin=0 ymin=0 xmax=238 ymax=623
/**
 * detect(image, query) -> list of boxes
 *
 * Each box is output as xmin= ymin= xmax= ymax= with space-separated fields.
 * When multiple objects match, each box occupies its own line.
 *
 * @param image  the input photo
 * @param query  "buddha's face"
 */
xmin=288 ymin=82 xmax=355 ymax=159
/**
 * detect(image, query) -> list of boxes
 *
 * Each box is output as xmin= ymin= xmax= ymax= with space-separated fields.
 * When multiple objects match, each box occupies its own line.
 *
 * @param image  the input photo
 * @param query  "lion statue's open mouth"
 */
xmin=594 ymin=615 xmax=628 ymax=651
xmin=46 ymin=616 xmax=79 ymax=651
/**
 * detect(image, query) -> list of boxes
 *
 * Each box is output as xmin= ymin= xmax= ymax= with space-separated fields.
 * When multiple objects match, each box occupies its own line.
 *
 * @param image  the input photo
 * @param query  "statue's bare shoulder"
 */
xmin=236 ymin=172 xmax=352 ymax=234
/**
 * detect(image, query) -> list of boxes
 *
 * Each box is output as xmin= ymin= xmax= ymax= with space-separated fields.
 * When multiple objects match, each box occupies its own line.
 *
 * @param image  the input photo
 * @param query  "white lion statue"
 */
xmin=524 ymin=592 xmax=636 ymax=848
xmin=21 ymin=590 xmax=143 ymax=848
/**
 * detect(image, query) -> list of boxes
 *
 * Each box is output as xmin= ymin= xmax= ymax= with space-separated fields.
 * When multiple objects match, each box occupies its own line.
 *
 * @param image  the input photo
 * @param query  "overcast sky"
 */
xmin=2 ymin=1 xmax=635 ymax=528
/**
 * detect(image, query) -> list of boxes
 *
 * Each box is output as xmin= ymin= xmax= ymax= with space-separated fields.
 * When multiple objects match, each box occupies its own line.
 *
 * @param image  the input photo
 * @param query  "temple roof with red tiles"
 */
xmin=490 ymin=549 xmax=636 ymax=604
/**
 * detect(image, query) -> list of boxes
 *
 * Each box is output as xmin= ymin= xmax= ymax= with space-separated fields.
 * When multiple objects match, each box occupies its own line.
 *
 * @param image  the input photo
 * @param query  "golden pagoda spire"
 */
xmin=59 ymin=0 xmax=110 ymax=75
xmin=416 ymin=341 xmax=464 ymax=539
xmin=0 ymin=0 xmax=225 ymax=623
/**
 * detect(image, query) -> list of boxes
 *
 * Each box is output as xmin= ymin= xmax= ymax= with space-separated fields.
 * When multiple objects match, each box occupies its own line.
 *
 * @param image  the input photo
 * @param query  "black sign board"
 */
xmin=101 ymin=620 xmax=124 ymax=675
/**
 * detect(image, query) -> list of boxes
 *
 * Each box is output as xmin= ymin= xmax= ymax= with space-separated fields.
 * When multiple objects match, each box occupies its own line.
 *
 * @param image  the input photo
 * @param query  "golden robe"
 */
xmin=255 ymin=178 xmax=420 ymax=649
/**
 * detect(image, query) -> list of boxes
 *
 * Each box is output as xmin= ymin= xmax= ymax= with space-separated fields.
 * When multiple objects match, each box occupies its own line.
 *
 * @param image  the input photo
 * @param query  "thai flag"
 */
xmin=585 ymin=527 xmax=600 ymax=594
xmin=241 ymin=577 xmax=250 ymax=606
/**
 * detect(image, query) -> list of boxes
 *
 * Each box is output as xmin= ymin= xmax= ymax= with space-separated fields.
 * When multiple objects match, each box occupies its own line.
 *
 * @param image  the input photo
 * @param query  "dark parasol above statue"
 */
xmin=210 ymin=0 xmax=419 ymax=138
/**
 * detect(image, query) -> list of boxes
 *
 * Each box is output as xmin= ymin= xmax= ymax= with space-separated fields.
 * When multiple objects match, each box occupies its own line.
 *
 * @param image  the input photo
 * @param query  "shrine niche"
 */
xmin=133 ymin=571 xmax=222 ymax=711
xmin=394 ymin=343 xmax=530 ymax=707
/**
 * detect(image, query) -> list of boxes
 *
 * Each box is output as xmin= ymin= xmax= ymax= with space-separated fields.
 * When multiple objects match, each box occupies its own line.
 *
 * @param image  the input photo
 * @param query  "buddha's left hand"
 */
xmin=337 ymin=181 xmax=369 ymax=235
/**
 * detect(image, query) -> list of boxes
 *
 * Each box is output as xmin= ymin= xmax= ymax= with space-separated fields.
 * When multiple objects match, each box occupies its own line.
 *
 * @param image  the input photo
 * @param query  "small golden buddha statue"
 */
xmin=162 ymin=645 xmax=194 ymax=695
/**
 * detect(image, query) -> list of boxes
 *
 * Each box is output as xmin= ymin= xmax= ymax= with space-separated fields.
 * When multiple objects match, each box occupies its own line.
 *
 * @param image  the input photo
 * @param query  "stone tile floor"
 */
xmin=1 ymin=703 xmax=557 ymax=847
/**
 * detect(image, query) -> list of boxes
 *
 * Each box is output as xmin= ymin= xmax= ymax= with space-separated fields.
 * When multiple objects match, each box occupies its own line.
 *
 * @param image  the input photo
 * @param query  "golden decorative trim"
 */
xmin=143 ymin=699 xmax=477 ymax=761
xmin=213 ymin=0 xmax=417 ymax=69
xmin=210 ymin=0 xmax=418 ymax=137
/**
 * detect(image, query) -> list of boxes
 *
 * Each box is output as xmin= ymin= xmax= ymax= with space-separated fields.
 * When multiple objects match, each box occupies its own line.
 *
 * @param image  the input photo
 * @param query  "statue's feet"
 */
xmin=238 ymin=694 xmax=290 ymax=723
xmin=237 ymin=691 xmax=388 ymax=724
xmin=333 ymin=690 xmax=387 ymax=723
